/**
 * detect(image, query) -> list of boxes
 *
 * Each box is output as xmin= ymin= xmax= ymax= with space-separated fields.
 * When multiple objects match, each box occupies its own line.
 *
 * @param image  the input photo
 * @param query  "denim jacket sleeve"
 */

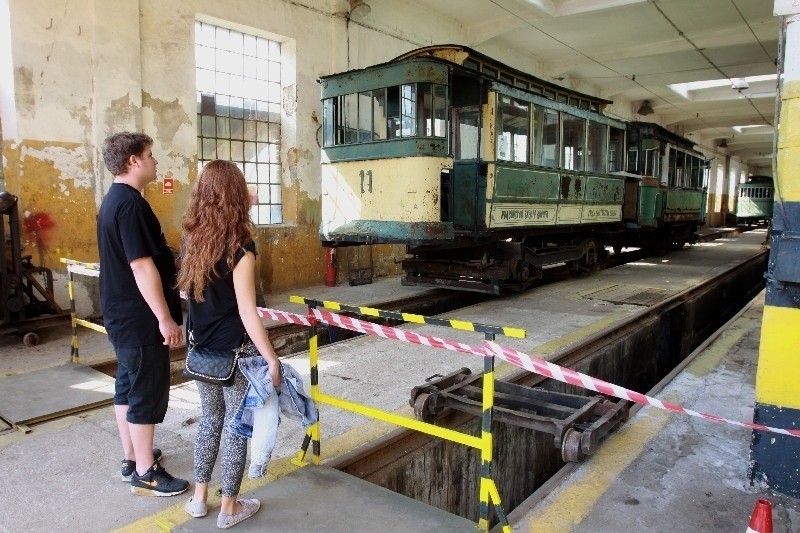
xmin=229 ymin=356 xmax=319 ymax=437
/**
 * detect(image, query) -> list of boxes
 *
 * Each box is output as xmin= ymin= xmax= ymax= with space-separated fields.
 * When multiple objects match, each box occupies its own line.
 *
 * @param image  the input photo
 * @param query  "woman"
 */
xmin=177 ymin=160 xmax=281 ymax=529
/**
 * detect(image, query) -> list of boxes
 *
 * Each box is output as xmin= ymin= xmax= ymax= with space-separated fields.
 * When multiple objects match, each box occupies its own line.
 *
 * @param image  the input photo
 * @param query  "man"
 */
xmin=98 ymin=132 xmax=188 ymax=496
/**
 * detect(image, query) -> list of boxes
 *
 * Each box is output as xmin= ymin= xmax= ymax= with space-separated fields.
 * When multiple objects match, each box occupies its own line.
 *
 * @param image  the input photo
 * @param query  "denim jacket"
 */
xmin=229 ymin=356 xmax=318 ymax=440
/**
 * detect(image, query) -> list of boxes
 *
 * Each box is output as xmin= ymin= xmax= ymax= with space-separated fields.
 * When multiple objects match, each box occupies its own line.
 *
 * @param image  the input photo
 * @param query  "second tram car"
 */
xmin=319 ymin=45 xmax=708 ymax=294
xmin=736 ymin=175 xmax=774 ymax=225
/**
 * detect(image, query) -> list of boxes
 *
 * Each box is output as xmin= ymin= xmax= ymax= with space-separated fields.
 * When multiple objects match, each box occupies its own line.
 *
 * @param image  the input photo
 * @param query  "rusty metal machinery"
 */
xmin=410 ymin=367 xmax=629 ymax=462
xmin=0 ymin=191 xmax=65 ymax=345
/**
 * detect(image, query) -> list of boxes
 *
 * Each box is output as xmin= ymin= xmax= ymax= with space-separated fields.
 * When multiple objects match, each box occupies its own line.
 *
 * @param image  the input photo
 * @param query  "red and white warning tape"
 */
xmin=258 ymin=306 xmax=800 ymax=438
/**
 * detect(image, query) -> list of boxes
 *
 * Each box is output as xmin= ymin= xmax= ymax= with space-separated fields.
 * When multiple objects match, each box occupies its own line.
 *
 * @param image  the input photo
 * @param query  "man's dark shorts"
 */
xmin=113 ymin=343 xmax=170 ymax=424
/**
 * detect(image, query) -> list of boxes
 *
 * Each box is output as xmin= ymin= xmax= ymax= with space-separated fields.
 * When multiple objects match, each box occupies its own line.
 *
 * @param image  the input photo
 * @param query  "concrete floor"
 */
xmin=2 ymin=228 xmax=795 ymax=532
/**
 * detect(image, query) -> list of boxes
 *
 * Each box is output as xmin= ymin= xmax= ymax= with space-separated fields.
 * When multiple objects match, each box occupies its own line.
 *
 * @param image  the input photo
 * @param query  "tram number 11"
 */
xmin=359 ymin=170 xmax=373 ymax=194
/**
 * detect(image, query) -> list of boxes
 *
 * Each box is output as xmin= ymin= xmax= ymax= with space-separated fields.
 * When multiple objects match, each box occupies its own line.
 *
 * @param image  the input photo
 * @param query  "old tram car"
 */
xmin=319 ymin=45 xmax=707 ymax=294
xmin=735 ymin=175 xmax=774 ymax=225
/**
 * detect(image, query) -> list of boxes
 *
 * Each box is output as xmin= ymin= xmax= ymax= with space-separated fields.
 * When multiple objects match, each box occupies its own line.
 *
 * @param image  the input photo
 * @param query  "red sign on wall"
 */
xmin=162 ymin=177 xmax=174 ymax=195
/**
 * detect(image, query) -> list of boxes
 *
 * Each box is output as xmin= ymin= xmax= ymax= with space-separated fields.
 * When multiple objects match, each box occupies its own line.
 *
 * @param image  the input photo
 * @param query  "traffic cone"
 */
xmin=746 ymin=498 xmax=773 ymax=533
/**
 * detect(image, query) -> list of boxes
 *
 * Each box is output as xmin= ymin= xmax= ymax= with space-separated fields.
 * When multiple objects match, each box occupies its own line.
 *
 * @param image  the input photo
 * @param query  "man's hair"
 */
xmin=102 ymin=132 xmax=153 ymax=176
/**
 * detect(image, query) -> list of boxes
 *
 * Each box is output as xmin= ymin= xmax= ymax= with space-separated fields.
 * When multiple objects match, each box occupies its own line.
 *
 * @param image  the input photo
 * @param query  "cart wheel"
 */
xmin=561 ymin=428 xmax=586 ymax=463
xmin=413 ymin=393 xmax=433 ymax=421
xmin=23 ymin=332 xmax=40 ymax=347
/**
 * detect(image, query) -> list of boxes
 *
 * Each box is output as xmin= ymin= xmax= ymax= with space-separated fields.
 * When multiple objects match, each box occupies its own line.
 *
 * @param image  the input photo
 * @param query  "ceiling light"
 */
xmin=349 ymin=0 xmax=371 ymax=19
xmin=637 ymin=100 xmax=654 ymax=116
xmin=730 ymin=78 xmax=750 ymax=90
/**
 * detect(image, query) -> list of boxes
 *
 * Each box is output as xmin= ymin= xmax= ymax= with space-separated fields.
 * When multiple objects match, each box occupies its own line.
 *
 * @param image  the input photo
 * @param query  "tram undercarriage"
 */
xmin=401 ymin=235 xmax=606 ymax=294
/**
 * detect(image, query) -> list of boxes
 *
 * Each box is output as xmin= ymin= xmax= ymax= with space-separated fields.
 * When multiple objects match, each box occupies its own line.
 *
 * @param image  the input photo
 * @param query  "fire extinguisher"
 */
xmin=324 ymin=247 xmax=337 ymax=286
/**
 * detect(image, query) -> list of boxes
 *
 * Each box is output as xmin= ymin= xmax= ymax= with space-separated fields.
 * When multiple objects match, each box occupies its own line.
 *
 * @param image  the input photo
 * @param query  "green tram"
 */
xmin=736 ymin=175 xmax=774 ymax=225
xmin=319 ymin=45 xmax=707 ymax=294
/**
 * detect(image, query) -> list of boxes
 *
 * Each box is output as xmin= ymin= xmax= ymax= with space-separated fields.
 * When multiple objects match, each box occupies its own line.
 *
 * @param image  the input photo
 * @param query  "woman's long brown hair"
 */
xmin=177 ymin=160 xmax=254 ymax=301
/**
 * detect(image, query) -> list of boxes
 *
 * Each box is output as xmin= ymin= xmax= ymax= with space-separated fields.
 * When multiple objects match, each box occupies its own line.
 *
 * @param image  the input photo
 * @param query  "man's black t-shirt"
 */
xmin=188 ymin=242 xmax=256 ymax=350
xmin=97 ymin=182 xmax=182 ymax=348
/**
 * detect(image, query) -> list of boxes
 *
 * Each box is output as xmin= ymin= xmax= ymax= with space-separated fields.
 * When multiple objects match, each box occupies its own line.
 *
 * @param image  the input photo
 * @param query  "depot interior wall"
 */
xmin=2 ymin=0 xmax=716 ymax=315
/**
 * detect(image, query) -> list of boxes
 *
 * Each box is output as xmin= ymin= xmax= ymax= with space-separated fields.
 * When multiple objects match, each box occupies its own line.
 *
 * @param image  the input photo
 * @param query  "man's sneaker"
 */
xmin=120 ymin=448 xmax=163 ymax=481
xmin=130 ymin=463 xmax=189 ymax=497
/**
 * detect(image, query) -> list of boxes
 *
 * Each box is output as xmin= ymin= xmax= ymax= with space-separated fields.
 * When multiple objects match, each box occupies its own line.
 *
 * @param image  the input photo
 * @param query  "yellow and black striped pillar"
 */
xmin=749 ymin=6 xmax=800 ymax=497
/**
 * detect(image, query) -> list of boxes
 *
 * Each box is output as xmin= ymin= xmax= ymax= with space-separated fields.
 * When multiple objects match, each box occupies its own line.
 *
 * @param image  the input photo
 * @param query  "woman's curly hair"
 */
xmin=177 ymin=160 xmax=254 ymax=301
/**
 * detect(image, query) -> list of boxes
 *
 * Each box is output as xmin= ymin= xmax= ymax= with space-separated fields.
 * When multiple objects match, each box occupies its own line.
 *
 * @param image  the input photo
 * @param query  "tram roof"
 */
xmin=319 ymin=44 xmax=611 ymax=110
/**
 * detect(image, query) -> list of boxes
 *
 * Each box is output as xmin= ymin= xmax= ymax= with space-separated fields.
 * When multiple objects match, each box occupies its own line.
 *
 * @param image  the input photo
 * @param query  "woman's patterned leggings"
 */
xmin=193 ymin=370 xmax=248 ymax=497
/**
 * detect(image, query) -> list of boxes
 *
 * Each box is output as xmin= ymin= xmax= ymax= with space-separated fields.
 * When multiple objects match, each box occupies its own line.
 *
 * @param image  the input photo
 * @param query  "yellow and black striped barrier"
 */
xmin=288 ymin=296 xmax=526 ymax=339
xmin=290 ymin=295 xmax=521 ymax=532
xmin=60 ymin=258 xmax=105 ymax=363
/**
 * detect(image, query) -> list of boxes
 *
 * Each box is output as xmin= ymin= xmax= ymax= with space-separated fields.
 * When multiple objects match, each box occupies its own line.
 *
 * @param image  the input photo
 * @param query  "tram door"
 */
xmin=449 ymin=75 xmax=485 ymax=231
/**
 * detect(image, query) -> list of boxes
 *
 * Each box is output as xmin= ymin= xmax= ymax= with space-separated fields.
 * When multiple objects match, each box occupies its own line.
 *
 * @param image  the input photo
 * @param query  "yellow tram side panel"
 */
xmin=320 ymin=156 xmax=453 ymax=237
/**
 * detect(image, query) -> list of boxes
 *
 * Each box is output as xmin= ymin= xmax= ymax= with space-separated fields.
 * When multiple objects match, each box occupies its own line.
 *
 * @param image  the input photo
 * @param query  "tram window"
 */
xmin=515 ymin=79 xmax=529 ymax=90
xmin=587 ymin=120 xmax=607 ymax=173
xmin=414 ymin=83 xmax=448 ymax=138
xmin=675 ymin=151 xmax=685 ymax=187
xmin=358 ymin=91 xmax=373 ymax=143
xmin=373 ymin=88 xmax=387 ymax=141
xmin=482 ymin=66 xmax=498 ymax=79
xmin=640 ymin=140 xmax=658 ymax=178
xmin=534 ymin=106 xmax=559 ymax=168
xmin=322 ymin=98 xmax=335 ymax=147
xmin=343 ymin=93 xmax=358 ymax=144
xmin=627 ymin=146 xmax=639 ymax=173
xmin=556 ymin=94 xmax=568 ymax=104
xmin=387 ymin=86 xmax=400 ymax=139
xmin=454 ymin=106 xmax=480 ymax=160
xmin=530 ymin=86 xmax=543 ymax=95
xmin=543 ymin=89 xmax=555 ymax=100
xmin=689 ymin=156 xmax=700 ymax=188
xmin=433 ymin=84 xmax=447 ymax=137
xmin=580 ymin=100 xmax=590 ymax=110
xmin=569 ymin=97 xmax=579 ymax=107
xmin=562 ymin=113 xmax=585 ymax=171
xmin=668 ymin=148 xmax=677 ymax=186
xmin=463 ymin=58 xmax=480 ymax=71
xmin=500 ymin=72 xmax=514 ymax=85
xmin=609 ymin=127 xmax=625 ymax=172
xmin=497 ymin=95 xmax=529 ymax=163
xmin=401 ymin=84 xmax=417 ymax=137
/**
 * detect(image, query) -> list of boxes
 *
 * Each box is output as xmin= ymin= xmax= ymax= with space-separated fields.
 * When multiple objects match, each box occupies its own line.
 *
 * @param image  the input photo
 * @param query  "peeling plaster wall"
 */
xmin=3 ymin=0 xmax=732 ymax=315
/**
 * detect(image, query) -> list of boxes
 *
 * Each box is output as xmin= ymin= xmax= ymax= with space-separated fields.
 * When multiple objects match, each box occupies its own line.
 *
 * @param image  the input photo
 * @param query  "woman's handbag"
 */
xmin=183 ymin=332 xmax=252 ymax=387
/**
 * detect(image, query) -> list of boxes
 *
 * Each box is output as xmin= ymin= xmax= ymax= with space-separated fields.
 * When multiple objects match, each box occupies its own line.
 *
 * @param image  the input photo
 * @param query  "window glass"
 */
xmin=482 ymin=66 xmax=498 ymax=79
xmin=562 ymin=113 xmax=585 ymax=171
xmin=675 ymin=150 xmax=685 ymax=187
xmin=322 ymin=98 xmax=334 ymax=147
xmin=609 ymin=127 xmax=625 ymax=172
xmin=643 ymin=139 xmax=660 ymax=178
xmin=668 ymin=148 xmax=677 ymax=185
xmin=497 ymin=96 xmax=529 ymax=163
xmin=535 ymin=107 xmax=559 ymax=168
xmin=587 ymin=121 xmax=607 ymax=173
xmin=455 ymin=106 xmax=480 ymax=160
xmin=417 ymin=83 xmax=433 ymax=136
xmin=343 ymin=93 xmax=358 ymax=144
xmin=433 ymin=84 xmax=447 ymax=137
xmin=358 ymin=91 xmax=372 ymax=143
xmin=195 ymin=20 xmax=282 ymax=225
xmin=373 ymin=88 xmax=387 ymax=141
xmin=401 ymin=84 xmax=416 ymax=137
xmin=387 ymin=86 xmax=400 ymax=139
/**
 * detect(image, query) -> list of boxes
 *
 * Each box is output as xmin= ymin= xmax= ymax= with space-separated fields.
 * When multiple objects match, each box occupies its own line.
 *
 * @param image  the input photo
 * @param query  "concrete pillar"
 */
xmin=749 ymin=4 xmax=800 ymax=497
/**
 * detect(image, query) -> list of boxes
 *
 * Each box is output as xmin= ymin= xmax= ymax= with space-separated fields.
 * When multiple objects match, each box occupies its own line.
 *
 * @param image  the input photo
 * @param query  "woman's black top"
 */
xmin=188 ymin=241 xmax=256 ymax=350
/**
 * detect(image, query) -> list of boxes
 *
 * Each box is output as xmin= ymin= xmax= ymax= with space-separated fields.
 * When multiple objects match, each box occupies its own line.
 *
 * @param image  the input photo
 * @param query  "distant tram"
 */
xmin=319 ymin=45 xmax=708 ymax=294
xmin=736 ymin=176 xmax=774 ymax=225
